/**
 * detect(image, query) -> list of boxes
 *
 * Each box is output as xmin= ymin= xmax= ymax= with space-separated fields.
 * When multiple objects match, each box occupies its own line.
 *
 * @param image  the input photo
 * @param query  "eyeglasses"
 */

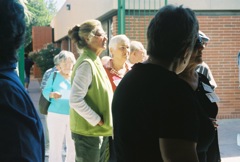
xmin=195 ymin=36 xmax=203 ymax=47
xmin=94 ymin=32 xmax=107 ymax=38
xmin=195 ymin=36 xmax=207 ymax=48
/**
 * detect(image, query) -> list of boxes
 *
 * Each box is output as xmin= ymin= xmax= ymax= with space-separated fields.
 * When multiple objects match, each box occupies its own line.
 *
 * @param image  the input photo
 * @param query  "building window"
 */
xmin=66 ymin=4 xmax=71 ymax=10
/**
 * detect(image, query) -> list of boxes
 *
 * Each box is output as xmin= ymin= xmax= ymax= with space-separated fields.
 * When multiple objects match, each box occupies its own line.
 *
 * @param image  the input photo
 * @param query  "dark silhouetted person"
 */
xmin=112 ymin=5 xmax=200 ymax=162
xmin=179 ymin=31 xmax=221 ymax=162
xmin=0 ymin=0 xmax=45 ymax=161
xmin=24 ymin=53 xmax=34 ymax=91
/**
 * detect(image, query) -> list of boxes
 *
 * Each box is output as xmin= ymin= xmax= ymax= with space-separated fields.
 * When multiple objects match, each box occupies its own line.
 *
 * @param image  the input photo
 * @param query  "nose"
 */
xmin=103 ymin=36 xmax=108 ymax=42
xmin=198 ymin=42 xmax=205 ymax=50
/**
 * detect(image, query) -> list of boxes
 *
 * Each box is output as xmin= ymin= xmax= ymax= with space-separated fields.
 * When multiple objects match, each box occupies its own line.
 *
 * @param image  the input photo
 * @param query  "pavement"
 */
xmin=28 ymin=78 xmax=240 ymax=162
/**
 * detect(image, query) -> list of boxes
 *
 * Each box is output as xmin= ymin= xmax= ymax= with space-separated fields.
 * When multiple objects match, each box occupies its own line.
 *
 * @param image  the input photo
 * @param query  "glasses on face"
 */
xmin=195 ymin=36 xmax=207 ymax=48
xmin=94 ymin=32 xmax=107 ymax=38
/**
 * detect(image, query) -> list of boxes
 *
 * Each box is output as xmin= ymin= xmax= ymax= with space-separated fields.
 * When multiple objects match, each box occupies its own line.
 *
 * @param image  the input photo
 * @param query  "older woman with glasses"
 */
xmin=42 ymin=50 xmax=76 ymax=162
xmin=179 ymin=31 xmax=221 ymax=162
xmin=68 ymin=19 xmax=113 ymax=162
xmin=102 ymin=34 xmax=131 ymax=91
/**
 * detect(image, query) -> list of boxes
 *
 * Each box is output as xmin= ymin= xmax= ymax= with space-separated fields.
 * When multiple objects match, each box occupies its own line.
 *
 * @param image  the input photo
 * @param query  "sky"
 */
xmin=46 ymin=0 xmax=66 ymax=11
xmin=55 ymin=0 xmax=66 ymax=10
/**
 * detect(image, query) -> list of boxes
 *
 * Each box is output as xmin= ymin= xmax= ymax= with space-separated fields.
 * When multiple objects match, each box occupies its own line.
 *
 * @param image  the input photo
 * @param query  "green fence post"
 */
xmin=18 ymin=46 xmax=25 ymax=85
xmin=118 ymin=0 xmax=125 ymax=34
xmin=165 ymin=0 xmax=168 ymax=5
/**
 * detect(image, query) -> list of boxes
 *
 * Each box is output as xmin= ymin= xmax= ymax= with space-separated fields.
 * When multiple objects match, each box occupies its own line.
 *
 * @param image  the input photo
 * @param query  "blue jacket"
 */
xmin=0 ymin=63 xmax=45 ymax=162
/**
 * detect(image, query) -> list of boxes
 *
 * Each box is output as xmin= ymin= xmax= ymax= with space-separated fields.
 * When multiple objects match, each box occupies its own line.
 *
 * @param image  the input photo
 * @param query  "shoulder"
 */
xmin=0 ymin=77 xmax=30 ymax=107
xmin=101 ymin=56 xmax=111 ymax=68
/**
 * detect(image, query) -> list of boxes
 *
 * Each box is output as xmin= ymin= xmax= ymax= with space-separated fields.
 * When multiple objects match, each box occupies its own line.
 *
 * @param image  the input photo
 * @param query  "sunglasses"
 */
xmin=195 ymin=36 xmax=203 ymax=47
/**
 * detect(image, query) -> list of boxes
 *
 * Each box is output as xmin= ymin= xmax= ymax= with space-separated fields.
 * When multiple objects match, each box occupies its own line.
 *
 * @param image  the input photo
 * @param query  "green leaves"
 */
xmin=29 ymin=43 xmax=60 ymax=75
xmin=25 ymin=0 xmax=57 ymax=49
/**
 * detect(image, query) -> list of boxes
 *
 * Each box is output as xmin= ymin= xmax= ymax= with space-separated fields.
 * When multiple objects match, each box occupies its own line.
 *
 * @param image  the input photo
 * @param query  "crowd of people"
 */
xmin=0 ymin=0 xmax=220 ymax=162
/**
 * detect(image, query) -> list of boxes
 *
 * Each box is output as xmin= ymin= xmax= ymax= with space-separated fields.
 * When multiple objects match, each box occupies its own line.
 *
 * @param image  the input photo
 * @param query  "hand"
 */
xmin=50 ymin=92 xmax=62 ymax=99
xmin=98 ymin=120 xmax=104 ymax=126
xmin=209 ymin=118 xmax=218 ymax=129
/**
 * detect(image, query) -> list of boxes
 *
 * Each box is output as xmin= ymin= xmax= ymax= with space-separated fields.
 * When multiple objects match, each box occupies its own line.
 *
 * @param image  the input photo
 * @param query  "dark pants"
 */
xmin=72 ymin=133 xmax=109 ymax=162
xmin=108 ymin=136 xmax=117 ymax=162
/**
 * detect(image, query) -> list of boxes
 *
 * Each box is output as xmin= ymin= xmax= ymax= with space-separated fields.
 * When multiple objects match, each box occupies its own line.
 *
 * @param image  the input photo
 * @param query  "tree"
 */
xmin=29 ymin=43 xmax=61 ymax=75
xmin=25 ymin=0 xmax=57 ymax=53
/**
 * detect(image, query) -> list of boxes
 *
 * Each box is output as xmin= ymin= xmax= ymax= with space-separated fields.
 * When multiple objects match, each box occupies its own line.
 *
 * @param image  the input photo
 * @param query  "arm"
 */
xmin=159 ymin=138 xmax=199 ymax=162
xmin=42 ymin=72 xmax=56 ymax=101
xmin=40 ymin=68 xmax=53 ymax=90
xmin=69 ymin=62 xmax=102 ymax=126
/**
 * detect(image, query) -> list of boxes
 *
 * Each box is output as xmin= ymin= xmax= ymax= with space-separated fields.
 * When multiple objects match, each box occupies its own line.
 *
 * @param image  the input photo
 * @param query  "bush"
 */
xmin=29 ymin=44 xmax=61 ymax=75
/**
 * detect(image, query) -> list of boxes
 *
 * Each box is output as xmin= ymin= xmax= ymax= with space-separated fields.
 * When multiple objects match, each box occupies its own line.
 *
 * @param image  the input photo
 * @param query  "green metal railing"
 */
xmin=18 ymin=46 xmax=25 ymax=85
xmin=118 ymin=0 xmax=168 ymax=35
xmin=118 ymin=0 xmax=126 ymax=34
xmin=118 ymin=0 xmax=166 ymax=46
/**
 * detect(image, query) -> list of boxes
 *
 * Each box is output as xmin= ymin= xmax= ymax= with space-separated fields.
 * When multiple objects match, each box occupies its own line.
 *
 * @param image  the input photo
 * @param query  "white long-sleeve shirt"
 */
xmin=69 ymin=62 xmax=101 ymax=126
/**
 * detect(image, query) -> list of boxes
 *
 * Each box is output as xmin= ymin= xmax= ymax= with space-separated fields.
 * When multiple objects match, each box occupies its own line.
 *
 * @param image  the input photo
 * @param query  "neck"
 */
xmin=179 ymin=66 xmax=199 ymax=90
xmin=112 ymin=58 xmax=126 ymax=71
xmin=179 ymin=65 xmax=197 ymax=78
xmin=128 ymin=57 xmax=135 ymax=64
xmin=147 ymin=56 xmax=177 ymax=72
xmin=89 ymin=47 xmax=103 ymax=56
xmin=60 ymin=71 xmax=71 ymax=79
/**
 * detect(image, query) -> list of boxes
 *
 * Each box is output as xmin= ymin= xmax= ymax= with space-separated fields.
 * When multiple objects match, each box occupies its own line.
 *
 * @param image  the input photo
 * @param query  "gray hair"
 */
xmin=53 ymin=54 xmax=59 ymax=65
xmin=130 ymin=41 xmax=145 ymax=53
xmin=109 ymin=34 xmax=130 ymax=52
xmin=57 ymin=50 xmax=76 ymax=64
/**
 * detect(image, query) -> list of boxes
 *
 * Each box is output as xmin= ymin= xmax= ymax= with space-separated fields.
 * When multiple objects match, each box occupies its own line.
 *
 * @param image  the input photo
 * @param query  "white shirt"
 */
xmin=69 ymin=62 xmax=101 ymax=126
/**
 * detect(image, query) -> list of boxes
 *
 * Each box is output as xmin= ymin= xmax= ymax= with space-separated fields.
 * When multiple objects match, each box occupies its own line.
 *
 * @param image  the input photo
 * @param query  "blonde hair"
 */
xmin=68 ymin=19 xmax=102 ymax=49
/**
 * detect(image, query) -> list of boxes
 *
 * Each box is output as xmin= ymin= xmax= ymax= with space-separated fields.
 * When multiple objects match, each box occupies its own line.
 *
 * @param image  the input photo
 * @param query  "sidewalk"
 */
xmin=28 ymin=78 xmax=240 ymax=162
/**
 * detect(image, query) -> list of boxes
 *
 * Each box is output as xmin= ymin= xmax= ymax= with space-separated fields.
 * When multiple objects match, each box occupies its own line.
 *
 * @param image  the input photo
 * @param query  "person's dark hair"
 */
xmin=147 ymin=5 xmax=199 ymax=61
xmin=0 ymin=0 xmax=26 ymax=63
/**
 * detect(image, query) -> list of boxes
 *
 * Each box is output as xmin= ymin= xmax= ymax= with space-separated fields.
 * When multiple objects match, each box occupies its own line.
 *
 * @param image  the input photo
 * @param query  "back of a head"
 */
xmin=147 ymin=5 xmax=198 ymax=61
xmin=130 ymin=41 xmax=145 ymax=53
xmin=0 ymin=0 xmax=26 ymax=63
xmin=68 ymin=19 xmax=102 ymax=50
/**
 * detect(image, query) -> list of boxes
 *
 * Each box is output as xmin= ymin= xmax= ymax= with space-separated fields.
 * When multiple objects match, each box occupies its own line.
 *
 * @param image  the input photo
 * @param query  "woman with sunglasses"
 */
xmin=179 ymin=31 xmax=221 ymax=162
xmin=68 ymin=19 xmax=113 ymax=162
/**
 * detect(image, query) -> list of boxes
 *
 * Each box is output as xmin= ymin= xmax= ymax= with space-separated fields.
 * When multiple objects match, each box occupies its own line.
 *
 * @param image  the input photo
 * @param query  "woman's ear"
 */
xmin=183 ymin=47 xmax=193 ymax=61
xmin=84 ymin=37 xmax=90 ymax=44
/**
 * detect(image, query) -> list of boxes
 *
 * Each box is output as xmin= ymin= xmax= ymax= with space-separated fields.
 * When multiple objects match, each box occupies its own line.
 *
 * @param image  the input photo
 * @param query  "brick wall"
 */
xmin=32 ymin=26 xmax=53 ymax=78
xmin=61 ymin=38 xmax=68 ymax=50
xmin=57 ymin=13 xmax=240 ymax=119
xmin=197 ymin=15 xmax=240 ymax=119
xmin=112 ymin=13 xmax=240 ymax=119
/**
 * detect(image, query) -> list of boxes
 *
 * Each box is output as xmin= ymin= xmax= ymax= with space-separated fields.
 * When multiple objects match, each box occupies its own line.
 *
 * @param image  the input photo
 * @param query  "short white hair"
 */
xmin=58 ymin=50 xmax=76 ymax=64
xmin=109 ymin=34 xmax=130 ymax=51
xmin=130 ymin=41 xmax=145 ymax=53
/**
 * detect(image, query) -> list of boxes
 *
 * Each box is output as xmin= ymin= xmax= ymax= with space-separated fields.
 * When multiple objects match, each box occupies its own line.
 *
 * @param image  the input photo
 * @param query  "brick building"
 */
xmin=32 ymin=26 xmax=53 ymax=78
xmin=33 ymin=0 xmax=240 ymax=119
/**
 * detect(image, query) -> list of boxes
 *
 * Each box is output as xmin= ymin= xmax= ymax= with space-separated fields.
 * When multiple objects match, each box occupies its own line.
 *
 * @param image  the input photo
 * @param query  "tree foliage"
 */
xmin=29 ymin=43 xmax=60 ymax=75
xmin=25 ymin=0 xmax=57 ymax=52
